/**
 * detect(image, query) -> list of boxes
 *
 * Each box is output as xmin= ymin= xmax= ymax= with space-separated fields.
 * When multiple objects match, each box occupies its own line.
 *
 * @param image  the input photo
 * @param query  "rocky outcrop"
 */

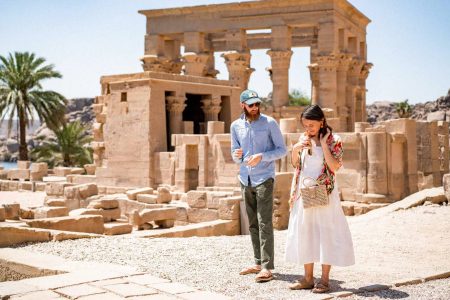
xmin=0 ymin=98 xmax=94 ymax=161
xmin=367 ymin=89 xmax=450 ymax=124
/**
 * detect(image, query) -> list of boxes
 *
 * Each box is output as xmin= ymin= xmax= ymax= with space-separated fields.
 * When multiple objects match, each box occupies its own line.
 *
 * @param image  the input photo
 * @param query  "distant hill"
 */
xmin=0 ymin=120 xmax=41 ymax=137
xmin=366 ymin=89 xmax=450 ymax=124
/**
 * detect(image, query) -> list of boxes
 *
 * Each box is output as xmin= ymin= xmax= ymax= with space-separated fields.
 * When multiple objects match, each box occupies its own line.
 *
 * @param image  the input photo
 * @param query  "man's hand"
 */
xmin=246 ymin=153 xmax=263 ymax=167
xmin=233 ymin=148 xmax=243 ymax=160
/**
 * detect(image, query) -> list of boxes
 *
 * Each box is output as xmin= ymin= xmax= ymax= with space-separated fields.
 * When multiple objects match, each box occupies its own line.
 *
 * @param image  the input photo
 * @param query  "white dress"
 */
xmin=285 ymin=145 xmax=355 ymax=266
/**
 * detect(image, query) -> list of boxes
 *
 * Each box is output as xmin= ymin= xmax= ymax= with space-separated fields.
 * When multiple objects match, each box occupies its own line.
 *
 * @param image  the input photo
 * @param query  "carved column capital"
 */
xmin=221 ymin=51 xmax=254 ymax=88
xmin=201 ymin=96 xmax=222 ymax=121
xmin=141 ymin=55 xmax=182 ymax=74
xmin=182 ymin=52 xmax=209 ymax=76
xmin=166 ymin=95 xmax=186 ymax=113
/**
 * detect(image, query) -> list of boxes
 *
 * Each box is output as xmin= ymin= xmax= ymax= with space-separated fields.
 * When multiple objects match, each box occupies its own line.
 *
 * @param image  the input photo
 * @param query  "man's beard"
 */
xmin=243 ymin=107 xmax=260 ymax=122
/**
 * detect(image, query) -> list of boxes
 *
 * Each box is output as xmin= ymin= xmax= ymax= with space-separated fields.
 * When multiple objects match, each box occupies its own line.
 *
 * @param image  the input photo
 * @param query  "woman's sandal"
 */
xmin=312 ymin=281 xmax=330 ymax=293
xmin=255 ymin=269 xmax=273 ymax=282
xmin=239 ymin=266 xmax=261 ymax=275
xmin=288 ymin=279 xmax=315 ymax=290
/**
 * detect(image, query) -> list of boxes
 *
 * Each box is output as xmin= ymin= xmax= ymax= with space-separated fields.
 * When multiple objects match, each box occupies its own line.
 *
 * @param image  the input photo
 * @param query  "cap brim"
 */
xmin=244 ymin=97 xmax=261 ymax=105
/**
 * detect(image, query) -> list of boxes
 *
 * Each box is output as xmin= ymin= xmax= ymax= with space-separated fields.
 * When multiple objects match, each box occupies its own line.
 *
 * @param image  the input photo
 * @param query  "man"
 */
xmin=230 ymin=89 xmax=287 ymax=282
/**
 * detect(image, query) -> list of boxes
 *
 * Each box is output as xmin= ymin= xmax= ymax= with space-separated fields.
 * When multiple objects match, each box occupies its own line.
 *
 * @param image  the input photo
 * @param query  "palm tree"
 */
xmin=31 ymin=121 xmax=92 ymax=168
xmin=395 ymin=99 xmax=412 ymax=118
xmin=0 ymin=52 xmax=66 ymax=160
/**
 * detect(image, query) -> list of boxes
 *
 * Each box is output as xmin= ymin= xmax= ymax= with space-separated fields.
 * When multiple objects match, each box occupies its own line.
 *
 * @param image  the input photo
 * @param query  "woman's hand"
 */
xmin=292 ymin=136 xmax=311 ymax=155
xmin=320 ymin=128 xmax=330 ymax=146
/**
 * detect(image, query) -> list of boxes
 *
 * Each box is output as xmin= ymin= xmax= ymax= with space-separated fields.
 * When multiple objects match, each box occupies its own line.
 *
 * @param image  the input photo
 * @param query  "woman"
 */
xmin=285 ymin=104 xmax=354 ymax=293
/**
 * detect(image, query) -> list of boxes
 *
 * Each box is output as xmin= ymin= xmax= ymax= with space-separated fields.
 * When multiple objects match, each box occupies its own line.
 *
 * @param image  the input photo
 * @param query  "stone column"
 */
xmin=359 ymin=62 xmax=373 ymax=122
xmin=308 ymin=63 xmax=320 ymax=105
xmin=336 ymin=55 xmax=351 ymax=131
xmin=141 ymin=55 xmax=182 ymax=74
xmin=142 ymin=34 xmax=182 ymax=74
xmin=347 ymin=58 xmax=364 ymax=131
xmin=267 ymin=50 xmax=292 ymax=108
xmin=315 ymin=55 xmax=338 ymax=113
xmin=182 ymin=53 xmax=209 ymax=77
xmin=166 ymin=95 xmax=186 ymax=135
xmin=222 ymin=51 xmax=254 ymax=89
xmin=366 ymin=132 xmax=388 ymax=195
xmin=388 ymin=133 xmax=407 ymax=201
xmin=201 ymin=95 xmax=222 ymax=122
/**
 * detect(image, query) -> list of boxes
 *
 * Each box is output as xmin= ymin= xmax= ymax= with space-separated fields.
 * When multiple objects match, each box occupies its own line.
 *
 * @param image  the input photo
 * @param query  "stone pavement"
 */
xmin=0 ymin=249 xmax=230 ymax=300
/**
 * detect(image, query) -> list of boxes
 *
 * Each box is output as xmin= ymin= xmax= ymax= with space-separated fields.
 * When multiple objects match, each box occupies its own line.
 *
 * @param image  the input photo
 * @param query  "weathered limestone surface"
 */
xmin=187 ymin=208 xmax=219 ymax=223
xmin=0 ymin=226 xmax=51 ymax=247
xmin=2 ymin=203 xmax=20 ymax=220
xmin=34 ymin=206 xmax=69 ymax=219
xmin=126 ymin=187 xmax=153 ymax=200
xmin=26 ymin=215 xmax=104 ymax=234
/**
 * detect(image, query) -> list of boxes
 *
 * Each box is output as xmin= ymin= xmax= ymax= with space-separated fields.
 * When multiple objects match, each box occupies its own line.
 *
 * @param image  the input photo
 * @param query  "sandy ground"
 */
xmin=13 ymin=191 xmax=449 ymax=299
xmin=0 ymin=191 xmax=46 ymax=208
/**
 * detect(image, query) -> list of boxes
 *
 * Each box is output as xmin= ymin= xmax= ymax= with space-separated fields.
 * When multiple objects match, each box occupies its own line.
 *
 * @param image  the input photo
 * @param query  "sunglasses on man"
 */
xmin=245 ymin=102 xmax=261 ymax=108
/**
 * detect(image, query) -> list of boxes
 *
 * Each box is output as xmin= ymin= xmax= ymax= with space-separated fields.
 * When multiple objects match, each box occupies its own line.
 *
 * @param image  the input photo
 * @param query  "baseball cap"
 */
xmin=240 ymin=89 xmax=262 ymax=105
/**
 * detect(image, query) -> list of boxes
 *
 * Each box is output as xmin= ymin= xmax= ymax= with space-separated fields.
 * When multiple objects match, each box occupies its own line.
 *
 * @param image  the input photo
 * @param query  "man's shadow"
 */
xmin=272 ymin=273 xmax=410 ymax=299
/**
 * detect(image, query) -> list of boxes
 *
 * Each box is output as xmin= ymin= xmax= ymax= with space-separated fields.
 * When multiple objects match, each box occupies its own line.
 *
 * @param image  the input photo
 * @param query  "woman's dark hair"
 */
xmin=301 ymin=104 xmax=333 ymax=138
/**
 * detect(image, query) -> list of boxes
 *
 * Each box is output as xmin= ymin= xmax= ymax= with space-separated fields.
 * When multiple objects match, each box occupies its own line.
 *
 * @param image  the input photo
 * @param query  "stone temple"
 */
xmin=1 ymin=0 xmax=449 ymax=244
xmin=93 ymin=0 xmax=375 ymax=186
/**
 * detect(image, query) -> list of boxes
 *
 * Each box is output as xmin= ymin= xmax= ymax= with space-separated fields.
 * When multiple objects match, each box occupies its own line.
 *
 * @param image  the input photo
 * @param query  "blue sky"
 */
xmin=1 ymin=0 xmax=449 ymax=104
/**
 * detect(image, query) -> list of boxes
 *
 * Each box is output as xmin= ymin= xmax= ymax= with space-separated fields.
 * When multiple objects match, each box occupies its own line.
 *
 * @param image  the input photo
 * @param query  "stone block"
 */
xmin=126 ymin=187 xmax=153 ymax=200
xmin=157 ymin=186 xmax=172 ymax=203
xmin=69 ymin=207 xmax=121 ymax=222
xmin=218 ymin=197 xmax=240 ymax=220
xmin=87 ymin=199 xmax=119 ymax=209
xmin=140 ymin=207 xmax=177 ymax=223
xmin=46 ymin=182 xmax=73 ymax=196
xmin=341 ymin=201 xmax=355 ymax=216
xmin=361 ymin=193 xmax=389 ymax=204
xmin=45 ymin=197 xmax=66 ymax=207
xmin=2 ymin=203 xmax=20 ymax=220
xmin=19 ymin=181 xmax=33 ymax=191
xmin=26 ymin=215 xmax=104 ymax=234
xmin=53 ymin=167 xmax=72 ymax=177
xmin=0 ymin=226 xmax=51 ymax=247
xmin=206 ymin=192 xmax=232 ymax=209
xmin=7 ymin=169 xmax=30 ymax=180
xmin=176 ymin=207 xmax=188 ymax=222
xmin=17 ymin=160 xmax=31 ymax=169
xmin=104 ymin=222 xmax=133 ymax=235
xmin=31 ymin=162 xmax=48 ymax=173
xmin=0 ymin=207 xmax=5 ymax=221
xmin=34 ymin=206 xmax=69 ymax=219
xmin=35 ymin=182 xmax=46 ymax=191
xmin=155 ymin=219 xmax=175 ymax=228
xmin=70 ymin=167 xmax=85 ymax=175
xmin=20 ymin=208 xmax=34 ymax=219
xmin=187 ymin=191 xmax=207 ymax=208
xmin=8 ymin=180 xmax=19 ymax=190
xmin=78 ymin=183 xmax=98 ymax=199
xmin=84 ymin=164 xmax=96 ymax=175
xmin=30 ymin=171 xmax=46 ymax=181
xmin=136 ymin=194 xmax=158 ymax=204
xmin=443 ymin=173 xmax=450 ymax=202
xmin=353 ymin=203 xmax=370 ymax=215
xmin=187 ymin=208 xmax=219 ymax=223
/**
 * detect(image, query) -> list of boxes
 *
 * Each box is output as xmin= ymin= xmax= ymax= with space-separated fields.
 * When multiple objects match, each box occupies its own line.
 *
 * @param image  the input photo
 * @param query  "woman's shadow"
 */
xmin=272 ymin=273 xmax=410 ymax=299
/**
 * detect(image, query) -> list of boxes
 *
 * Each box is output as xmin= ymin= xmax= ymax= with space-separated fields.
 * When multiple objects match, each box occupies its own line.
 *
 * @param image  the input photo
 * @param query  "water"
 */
xmin=0 ymin=161 xmax=17 ymax=170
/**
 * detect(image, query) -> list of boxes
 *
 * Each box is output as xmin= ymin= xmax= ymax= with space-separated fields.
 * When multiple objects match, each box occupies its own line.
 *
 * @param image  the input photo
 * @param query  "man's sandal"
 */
xmin=288 ymin=279 xmax=315 ymax=290
xmin=255 ymin=269 xmax=273 ymax=282
xmin=312 ymin=281 xmax=330 ymax=293
xmin=239 ymin=266 xmax=261 ymax=275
